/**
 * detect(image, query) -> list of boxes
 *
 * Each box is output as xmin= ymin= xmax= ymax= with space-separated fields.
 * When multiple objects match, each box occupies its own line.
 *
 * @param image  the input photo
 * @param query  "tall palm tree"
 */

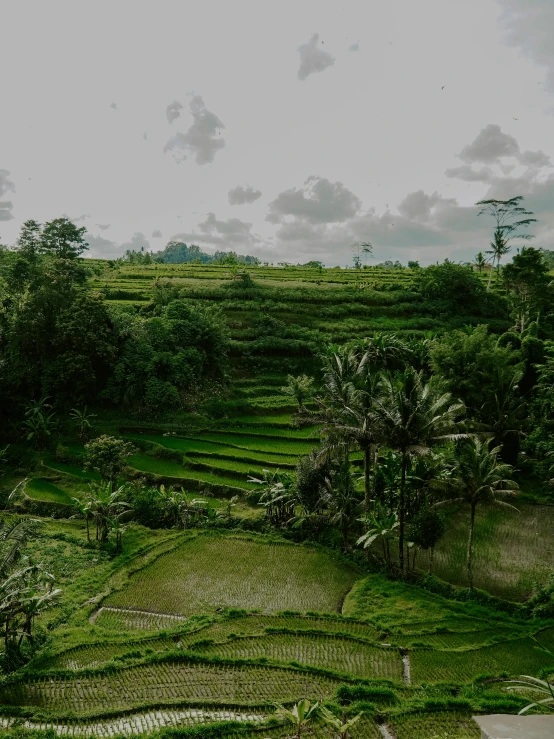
xmin=479 ymin=368 xmax=527 ymax=465
xmin=374 ymin=369 xmax=464 ymax=573
xmin=440 ymin=436 xmax=518 ymax=589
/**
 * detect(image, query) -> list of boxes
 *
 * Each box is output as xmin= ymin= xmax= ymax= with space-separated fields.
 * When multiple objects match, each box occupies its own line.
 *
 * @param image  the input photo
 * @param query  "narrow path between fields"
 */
xmin=378 ymin=723 xmax=397 ymax=739
xmin=90 ymin=606 xmax=188 ymax=625
xmin=401 ymin=648 xmax=411 ymax=684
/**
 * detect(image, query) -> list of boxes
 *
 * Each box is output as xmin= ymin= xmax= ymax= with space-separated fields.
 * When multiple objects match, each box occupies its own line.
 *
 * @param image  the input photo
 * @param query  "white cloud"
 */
xmin=172 ymin=212 xmax=265 ymax=250
xmin=0 ymin=202 xmax=14 ymax=221
xmin=163 ymin=95 xmax=225 ymax=165
xmin=297 ymin=33 xmax=335 ymax=81
xmin=0 ymin=169 xmax=15 ymax=198
xmin=498 ymin=0 xmax=554 ymax=91
xmin=228 ymin=184 xmax=262 ymax=205
xmin=267 ymin=175 xmax=361 ymax=224
xmin=151 ymin=229 xmax=163 ymax=238
xmin=166 ymin=100 xmax=183 ymax=124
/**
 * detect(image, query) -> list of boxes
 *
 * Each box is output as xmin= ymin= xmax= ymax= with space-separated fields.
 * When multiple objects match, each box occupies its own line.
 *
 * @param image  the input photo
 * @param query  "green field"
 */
xmin=104 ymin=533 xmax=360 ymax=615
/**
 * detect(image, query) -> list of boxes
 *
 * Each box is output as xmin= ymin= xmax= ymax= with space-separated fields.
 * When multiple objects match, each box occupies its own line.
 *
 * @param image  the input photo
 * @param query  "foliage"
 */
xmin=505 ymin=674 xmax=554 ymax=714
xmin=84 ymin=435 xmax=136 ymax=487
xmin=280 ymin=375 xmax=315 ymax=409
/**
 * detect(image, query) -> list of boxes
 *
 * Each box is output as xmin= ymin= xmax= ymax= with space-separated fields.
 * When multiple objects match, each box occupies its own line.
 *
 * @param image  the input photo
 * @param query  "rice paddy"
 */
xmin=104 ymin=533 xmax=360 ymax=615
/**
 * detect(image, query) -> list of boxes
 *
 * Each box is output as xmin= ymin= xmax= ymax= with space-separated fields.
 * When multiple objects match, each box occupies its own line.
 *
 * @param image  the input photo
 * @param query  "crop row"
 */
xmin=45 ymin=637 xmax=179 ymax=670
xmin=103 ymin=534 xmax=359 ymax=616
xmin=94 ymin=608 xmax=189 ymax=633
xmin=410 ymin=637 xmax=554 ymax=683
xmin=0 ymin=662 xmax=339 ymax=714
xmin=195 ymin=633 xmax=402 ymax=680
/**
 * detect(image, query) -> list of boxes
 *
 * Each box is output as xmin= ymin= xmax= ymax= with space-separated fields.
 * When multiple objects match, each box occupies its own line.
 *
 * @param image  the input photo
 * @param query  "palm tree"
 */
xmin=0 ymin=517 xmax=40 ymax=577
xmin=82 ymin=482 xmax=132 ymax=543
xmin=374 ymin=369 xmax=464 ymax=573
xmin=479 ymin=368 xmax=527 ymax=465
xmin=249 ymin=469 xmax=296 ymax=528
xmin=316 ymin=348 xmax=380 ymax=512
xmin=280 ymin=374 xmax=315 ymax=410
xmin=505 ymin=674 xmax=554 ymax=714
xmin=319 ymin=460 xmax=362 ymax=551
xmin=474 ymin=251 xmax=488 ymax=273
xmin=440 ymin=436 xmax=518 ymax=589
xmin=71 ymin=497 xmax=92 ymax=541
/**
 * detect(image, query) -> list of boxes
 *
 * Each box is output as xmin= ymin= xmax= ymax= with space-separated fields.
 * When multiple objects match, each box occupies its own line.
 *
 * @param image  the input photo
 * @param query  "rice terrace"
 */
xmin=2 ymin=3 xmax=554 ymax=738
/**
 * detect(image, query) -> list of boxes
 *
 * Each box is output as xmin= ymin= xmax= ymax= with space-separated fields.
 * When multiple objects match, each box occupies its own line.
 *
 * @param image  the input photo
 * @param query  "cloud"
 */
xmin=64 ymin=213 xmax=90 ymax=223
xmin=120 ymin=232 xmax=151 ymax=252
xmin=171 ymin=212 xmax=265 ymax=250
xmin=163 ymin=95 xmax=225 ymax=165
xmin=459 ymin=124 xmax=520 ymax=164
xmin=110 ymin=102 xmax=118 ymax=110
xmin=267 ymin=175 xmax=361 ymax=224
xmin=0 ymin=201 xmax=14 ymax=221
xmin=458 ymin=123 xmax=551 ymax=169
xmin=142 ymin=132 xmax=148 ymax=140
xmin=96 ymin=223 xmax=111 ymax=231
xmin=397 ymin=190 xmax=458 ymax=222
xmin=84 ymin=233 xmax=118 ymax=258
xmin=349 ymin=43 xmax=359 ymax=52
xmin=297 ymin=34 xmax=335 ymax=81
xmin=498 ymin=0 xmax=554 ymax=91
xmin=444 ymin=164 xmax=496 ymax=183
xmin=0 ymin=169 xmax=16 ymax=198
xmin=166 ymin=100 xmax=183 ymax=124
xmin=228 ymin=184 xmax=262 ymax=205
xmin=152 ymin=229 xmax=162 ymax=238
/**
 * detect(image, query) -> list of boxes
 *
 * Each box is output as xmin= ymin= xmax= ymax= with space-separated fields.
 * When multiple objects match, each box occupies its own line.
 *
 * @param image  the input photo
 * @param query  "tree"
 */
xmin=502 ymin=247 xmax=553 ymax=329
xmin=405 ymin=505 xmax=446 ymax=573
xmin=280 ymin=375 xmax=315 ymax=410
xmin=474 ymin=251 xmax=488 ymax=273
xmin=440 ymin=437 xmax=518 ymax=589
xmin=351 ymin=241 xmax=372 ymax=269
xmin=80 ymin=481 xmax=132 ymax=544
xmin=430 ymin=324 xmax=523 ymax=418
xmin=476 ymin=196 xmax=537 ymax=291
xmin=70 ymin=406 xmax=96 ymax=440
xmin=84 ymin=435 xmax=135 ymax=489
xmin=38 ymin=218 xmax=88 ymax=259
xmin=320 ymin=459 xmax=363 ymax=551
xmin=250 ymin=469 xmax=296 ymax=528
xmin=373 ymin=368 xmax=463 ymax=573
xmin=407 ymin=260 xmax=420 ymax=270
xmin=357 ymin=503 xmax=399 ymax=570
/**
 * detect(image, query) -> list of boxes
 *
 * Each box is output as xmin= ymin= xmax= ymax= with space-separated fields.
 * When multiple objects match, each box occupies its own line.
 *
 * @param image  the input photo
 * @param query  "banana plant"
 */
xmin=274 ymin=700 xmax=319 ymax=738
xmin=319 ymin=705 xmax=364 ymax=738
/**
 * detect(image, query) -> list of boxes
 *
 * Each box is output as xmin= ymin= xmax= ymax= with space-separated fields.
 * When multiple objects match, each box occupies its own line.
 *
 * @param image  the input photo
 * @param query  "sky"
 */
xmin=1 ymin=0 xmax=554 ymax=266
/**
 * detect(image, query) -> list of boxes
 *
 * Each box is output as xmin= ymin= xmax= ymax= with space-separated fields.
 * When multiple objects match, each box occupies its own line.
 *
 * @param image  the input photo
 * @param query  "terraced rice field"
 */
xmin=104 ymin=534 xmax=360 ymax=615
xmin=25 ymin=478 xmax=73 ymax=505
xmin=195 ymin=633 xmax=402 ymax=679
xmin=93 ymin=607 xmax=189 ymax=632
xmin=390 ymin=712 xmax=480 ymax=738
xmin=410 ymin=637 xmax=554 ymax=683
xmin=0 ymin=661 xmax=339 ymax=714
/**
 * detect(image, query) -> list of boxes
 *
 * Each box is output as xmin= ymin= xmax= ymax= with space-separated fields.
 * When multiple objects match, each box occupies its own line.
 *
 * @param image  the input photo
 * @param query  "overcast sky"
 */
xmin=1 ymin=0 xmax=553 ymax=265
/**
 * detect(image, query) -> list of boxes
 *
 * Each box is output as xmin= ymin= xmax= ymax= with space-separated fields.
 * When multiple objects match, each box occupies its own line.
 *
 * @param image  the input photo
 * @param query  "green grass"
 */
xmin=25 ymin=478 xmax=73 ymax=505
xmin=390 ymin=712 xmax=480 ymax=738
xmin=104 ymin=533 xmax=360 ymax=616
xmin=128 ymin=453 xmax=257 ymax=490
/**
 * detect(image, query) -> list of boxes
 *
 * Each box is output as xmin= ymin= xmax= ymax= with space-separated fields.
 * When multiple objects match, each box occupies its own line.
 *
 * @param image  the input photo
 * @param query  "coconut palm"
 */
xmin=319 ymin=460 xmax=362 ymax=551
xmin=280 ymin=374 xmax=315 ymax=410
xmin=440 ymin=436 xmax=518 ymax=589
xmin=505 ymin=674 xmax=554 ymax=714
xmin=373 ymin=368 xmax=464 ymax=573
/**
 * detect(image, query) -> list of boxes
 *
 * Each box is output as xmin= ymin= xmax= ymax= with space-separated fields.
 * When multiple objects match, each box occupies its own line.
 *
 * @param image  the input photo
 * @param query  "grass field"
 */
xmin=25 ymin=478 xmax=73 ymax=505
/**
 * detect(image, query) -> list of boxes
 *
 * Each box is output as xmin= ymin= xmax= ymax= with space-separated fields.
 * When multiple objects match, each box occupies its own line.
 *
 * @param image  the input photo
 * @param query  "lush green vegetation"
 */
xmin=1 ymin=203 xmax=554 ymax=737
